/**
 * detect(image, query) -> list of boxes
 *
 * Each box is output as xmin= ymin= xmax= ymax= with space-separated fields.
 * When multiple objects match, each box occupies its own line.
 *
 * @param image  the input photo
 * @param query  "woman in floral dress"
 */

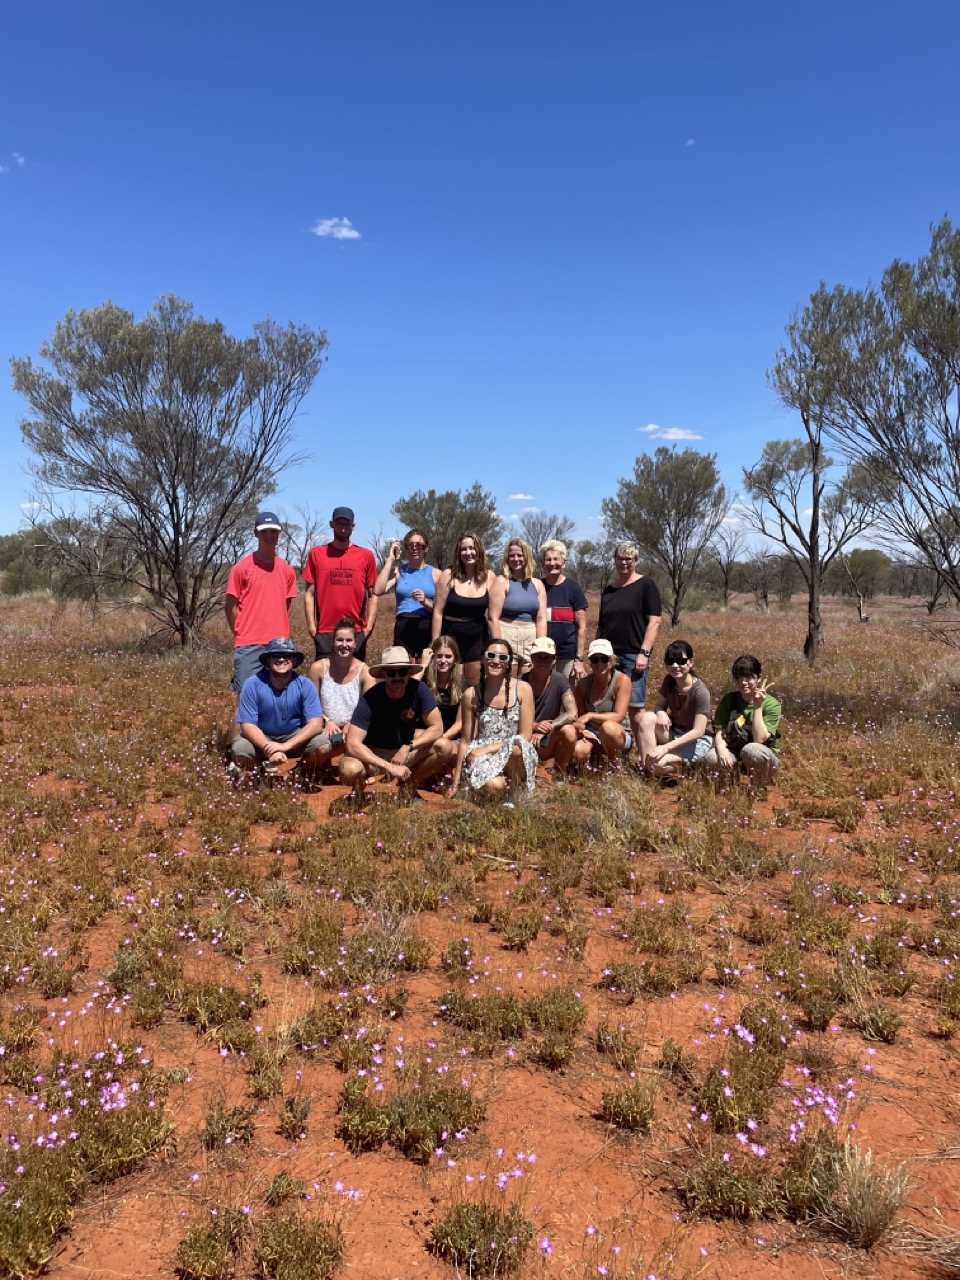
xmin=453 ymin=639 xmax=537 ymax=799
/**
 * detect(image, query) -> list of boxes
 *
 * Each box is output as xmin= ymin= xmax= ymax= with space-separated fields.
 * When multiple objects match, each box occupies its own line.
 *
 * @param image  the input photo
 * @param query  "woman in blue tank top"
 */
xmin=374 ymin=528 xmax=440 ymax=661
xmin=489 ymin=537 xmax=547 ymax=671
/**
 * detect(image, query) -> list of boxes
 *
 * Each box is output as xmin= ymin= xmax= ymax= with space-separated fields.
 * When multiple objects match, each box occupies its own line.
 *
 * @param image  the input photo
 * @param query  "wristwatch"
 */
xmin=639 ymin=648 xmax=652 ymax=657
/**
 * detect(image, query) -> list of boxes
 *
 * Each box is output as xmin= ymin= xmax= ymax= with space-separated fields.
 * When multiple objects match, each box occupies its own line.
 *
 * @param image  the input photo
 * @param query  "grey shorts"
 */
xmin=232 ymin=644 xmax=267 ymax=693
xmin=232 ymin=730 xmax=330 ymax=763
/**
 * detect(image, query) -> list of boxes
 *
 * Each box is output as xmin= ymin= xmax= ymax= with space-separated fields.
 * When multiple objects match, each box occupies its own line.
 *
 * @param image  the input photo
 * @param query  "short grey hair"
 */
xmin=540 ymin=539 xmax=568 ymax=561
xmin=615 ymin=540 xmax=639 ymax=560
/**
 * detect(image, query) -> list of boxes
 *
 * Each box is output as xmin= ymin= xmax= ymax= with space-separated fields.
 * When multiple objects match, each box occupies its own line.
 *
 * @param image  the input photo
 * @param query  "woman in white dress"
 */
xmin=452 ymin=639 xmax=537 ymax=800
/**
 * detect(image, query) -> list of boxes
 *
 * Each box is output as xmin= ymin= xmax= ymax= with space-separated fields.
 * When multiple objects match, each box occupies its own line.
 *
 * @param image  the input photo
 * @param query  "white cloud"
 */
xmin=19 ymin=501 xmax=41 ymax=510
xmin=637 ymin=423 xmax=703 ymax=441
xmin=508 ymin=493 xmax=533 ymax=501
xmin=12 ymin=153 xmax=24 ymax=166
xmin=520 ymin=506 xmax=540 ymax=514
xmin=685 ymin=138 xmax=696 ymax=147
xmin=311 ymin=217 xmax=361 ymax=240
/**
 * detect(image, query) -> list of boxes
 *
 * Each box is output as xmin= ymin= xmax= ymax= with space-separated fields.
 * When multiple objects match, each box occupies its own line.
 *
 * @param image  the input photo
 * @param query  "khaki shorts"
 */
xmin=499 ymin=620 xmax=537 ymax=663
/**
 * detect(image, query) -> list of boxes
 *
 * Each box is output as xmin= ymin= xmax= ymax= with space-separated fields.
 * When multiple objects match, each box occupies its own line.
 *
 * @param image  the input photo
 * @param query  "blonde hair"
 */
xmin=502 ymin=538 xmax=535 ymax=579
xmin=615 ymin=540 xmax=640 ymax=561
xmin=540 ymin=539 xmax=568 ymax=562
xmin=425 ymin=636 xmax=464 ymax=705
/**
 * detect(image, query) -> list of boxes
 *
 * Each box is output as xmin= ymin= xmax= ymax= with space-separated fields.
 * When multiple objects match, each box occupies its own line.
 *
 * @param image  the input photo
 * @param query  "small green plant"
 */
xmin=335 ymin=1077 xmax=391 ymax=1154
xmin=526 ymin=986 xmax=586 ymax=1036
xmin=201 ymin=1100 xmax=258 ymax=1149
xmin=430 ymin=1201 xmax=533 ymax=1276
xmin=592 ymin=1019 xmax=637 ymax=1071
xmin=681 ymin=1149 xmax=780 ymax=1220
xmin=442 ymin=937 xmax=474 ymax=971
xmin=278 ymin=1095 xmax=311 ymax=1142
xmin=386 ymin=1081 xmax=485 ymax=1162
xmin=781 ymin=1128 xmax=844 ymax=1220
xmin=265 ymin=1171 xmax=307 ymax=1207
xmin=823 ymin=1141 xmax=910 ymax=1248
xmin=600 ymin=1082 xmax=655 ymax=1132
xmin=181 ymin=981 xmax=254 ymax=1033
xmin=176 ymin=1207 xmax=250 ymax=1280
xmin=439 ymin=990 xmax=528 ymax=1050
xmin=254 ymin=1214 xmax=345 ymax=1280
xmin=848 ymin=1000 xmax=901 ymax=1044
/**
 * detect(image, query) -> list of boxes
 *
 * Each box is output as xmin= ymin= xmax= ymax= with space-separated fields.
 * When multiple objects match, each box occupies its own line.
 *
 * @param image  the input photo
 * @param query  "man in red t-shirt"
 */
xmin=302 ymin=506 xmax=378 ymax=660
xmin=225 ymin=511 xmax=299 ymax=691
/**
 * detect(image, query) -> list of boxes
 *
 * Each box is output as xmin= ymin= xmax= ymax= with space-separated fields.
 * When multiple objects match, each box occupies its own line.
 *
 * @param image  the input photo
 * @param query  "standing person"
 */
xmin=373 ymin=529 xmax=440 ymax=662
xmin=704 ymin=654 xmax=781 ymax=786
xmin=571 ymin=639 xmax=632 ymax=767
xmin=225 ymin=510 xmax=298 ymax=692
xmin=231 ymin=637 xmax=331 ymax=781
xmin=302 ymin=506 xmax=378 ymax=661
xmin=307 ymin=618 xmax=374 ymax=765
xmin=422 ymin=635 xmax=466 ymax=745
xmin=522 ymin=637 xmax=578 ymax=773
xmin=453 ymin=639 xmax=537 ymax=800
xmin=540 ymin=540 xmax=588 ymax=682
xmin=597 ymin=541 xmax=662 ymax=744
xmin=488 ymin=537 xmax=547 ymax=671
xmin=432 ymin=531 xmax=497 ymax=688
xmin=341 ymin=646 xmax=452 ymax=803
xmin=637 ymin=640 xmax=713 ymax=777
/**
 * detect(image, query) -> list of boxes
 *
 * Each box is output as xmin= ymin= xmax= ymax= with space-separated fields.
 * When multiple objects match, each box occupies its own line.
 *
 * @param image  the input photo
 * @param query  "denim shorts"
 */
xmin=668 ymin=727 xmax=713 ymax=765
xmin=615 ymin=653 xmax=648 ymax=707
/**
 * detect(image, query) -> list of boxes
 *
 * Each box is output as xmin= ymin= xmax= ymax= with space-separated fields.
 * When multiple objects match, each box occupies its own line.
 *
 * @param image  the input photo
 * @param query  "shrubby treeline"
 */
xmin=8 ymin=219 xmax=960 ymax=650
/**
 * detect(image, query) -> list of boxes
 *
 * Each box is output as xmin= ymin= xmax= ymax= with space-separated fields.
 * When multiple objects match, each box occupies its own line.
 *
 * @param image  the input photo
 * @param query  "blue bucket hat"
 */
xmin=259 ymin=637 xmax=305 ymax=668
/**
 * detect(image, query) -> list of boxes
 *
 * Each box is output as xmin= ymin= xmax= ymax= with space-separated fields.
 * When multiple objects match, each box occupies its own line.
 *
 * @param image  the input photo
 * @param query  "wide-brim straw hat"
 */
xmin=369 ymin=645 xmax=424 ymax=678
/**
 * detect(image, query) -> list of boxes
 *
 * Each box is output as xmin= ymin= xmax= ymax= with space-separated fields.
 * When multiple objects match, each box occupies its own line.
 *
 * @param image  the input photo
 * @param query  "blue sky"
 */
xmin=2 ymin=0 xmax=959 ymax=551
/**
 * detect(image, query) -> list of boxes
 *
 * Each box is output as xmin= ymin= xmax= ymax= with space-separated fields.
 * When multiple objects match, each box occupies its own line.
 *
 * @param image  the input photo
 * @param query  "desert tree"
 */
xmin=514 ymin=510 xmax=577 ymax=557
xmin=12 ymin=296 xmax=327 ymax=646
xmin=391 ymin=483 xmax=503 ymax=569
xmin=710 ymin=522 xmax=747 ymax=607
xmin=601 ymin=447 xmax=728 ymax=624
xmin=781 ymin=222 xmax=960 ymax=613
xmin=277 ymin=503 xmax=326 ymax=578
xmin=565 ymin=536 xmax=617 ymax=591
xmin=748 ymin=295 xmax=879 ymax=660
xmin=743 ymin=549 xmax=774 ymax=612
xmin=25 ymin=495 xmax=139 ymax=615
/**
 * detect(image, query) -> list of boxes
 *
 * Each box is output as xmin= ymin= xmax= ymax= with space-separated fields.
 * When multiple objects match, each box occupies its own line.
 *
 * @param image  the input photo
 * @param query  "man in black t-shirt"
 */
xmin=341 ymin=646 xmax=452 ymax=801
xmin=540 ymin=540 xmax=588 ymax=681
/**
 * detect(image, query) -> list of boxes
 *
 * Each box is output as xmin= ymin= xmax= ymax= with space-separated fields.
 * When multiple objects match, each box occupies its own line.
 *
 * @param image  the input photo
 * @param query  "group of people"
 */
xmin=223 ymin=506 xmax=782 ymax=803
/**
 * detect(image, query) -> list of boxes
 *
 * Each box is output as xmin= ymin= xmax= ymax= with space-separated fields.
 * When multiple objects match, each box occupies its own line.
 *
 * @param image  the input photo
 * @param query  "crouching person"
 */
xmin=704 ymin=653 xmax=781 ymax=785
xmin=637 ymin=640 xmax=713 ymax=777
xmin=571 ymin=639 xmax=633 ymax=768
xmin=232 ymin=637 xmax=331 ymax=782
xmin=341 ymin=646 xmax=453 ymax=802
xmin=523 ymin=637 xmax=578 ymax=773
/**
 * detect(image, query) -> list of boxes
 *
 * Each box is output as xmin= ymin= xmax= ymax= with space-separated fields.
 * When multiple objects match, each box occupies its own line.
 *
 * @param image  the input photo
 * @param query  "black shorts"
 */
xmin=393 ymin=614 xmax=432 ymax=659
xmin=445 ymin=619 xmax=488 ymax=663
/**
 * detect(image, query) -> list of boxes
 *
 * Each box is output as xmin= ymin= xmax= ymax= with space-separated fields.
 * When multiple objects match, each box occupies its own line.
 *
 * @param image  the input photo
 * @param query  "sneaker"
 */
xmin=224 ymin=761 xmax=242 ymax=781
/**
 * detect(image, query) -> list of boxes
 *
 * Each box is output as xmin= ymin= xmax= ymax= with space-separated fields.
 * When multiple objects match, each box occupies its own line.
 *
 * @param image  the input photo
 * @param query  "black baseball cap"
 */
xmin=331 ymin=506 xmax=355 ymax=522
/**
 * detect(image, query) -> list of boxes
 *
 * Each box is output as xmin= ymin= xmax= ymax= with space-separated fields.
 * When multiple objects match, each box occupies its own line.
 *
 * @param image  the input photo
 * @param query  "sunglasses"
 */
xmin=484 ymin=651 xmax=510 ymax=663
xmin=666 ymin=659 xmax=691 ymax=667
xmin=382 ymin=668 xmax=409 ymax=677
xmin=406 ymin=542 xmax=426 ymax=550
xmin=268 ymin=655 xmax=294 ymax=663
xmin=589 ymin=654 xmax=611 ymax=664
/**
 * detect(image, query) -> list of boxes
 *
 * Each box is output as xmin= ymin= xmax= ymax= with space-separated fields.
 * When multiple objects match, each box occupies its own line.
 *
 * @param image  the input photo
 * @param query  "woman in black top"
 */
xmin=597 ymin=541 xmax=662 ymax=742
xmin=432 ymin=532 xmax=496 ymax=687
